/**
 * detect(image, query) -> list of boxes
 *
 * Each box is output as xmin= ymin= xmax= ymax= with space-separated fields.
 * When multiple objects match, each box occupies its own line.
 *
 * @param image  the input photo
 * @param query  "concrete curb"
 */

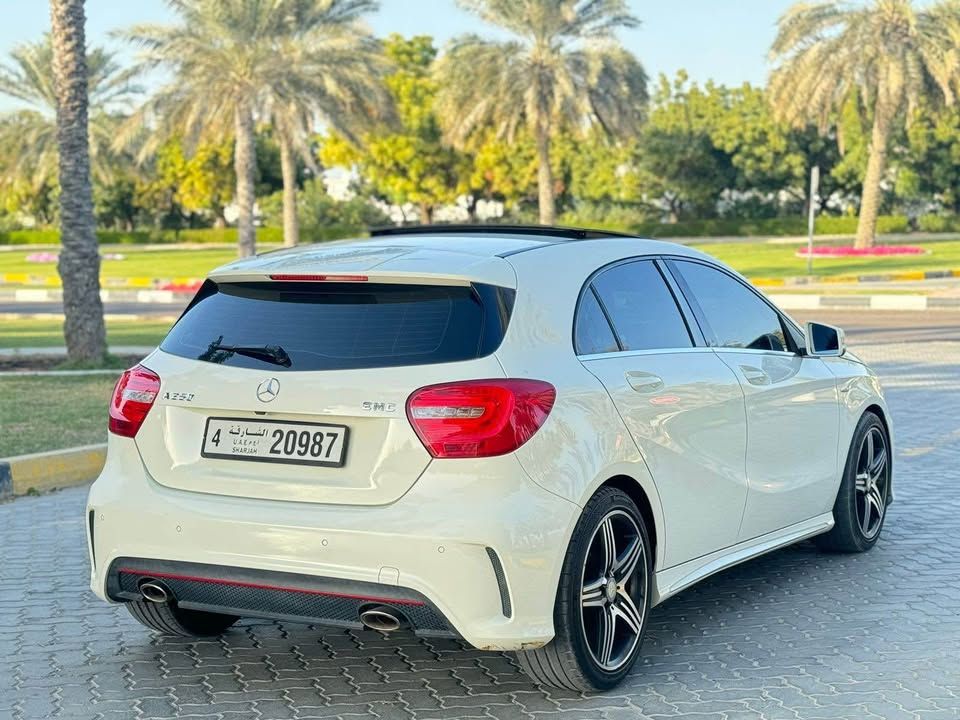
xmin=0 ymin=312 xmax=178 ymax=321
xmin=0 ymin=444 xmax=105 ymax=499
xmin=0 ymin=345 xmax=155 ymax=357
xmin=769 ymin=293 xmax=960 ymax=311
xmin=0 ymin=288 xmax=194 ymax=304
xmin=751 ymin=269 xmax=960 ymax=287
xmin=0 ymin=368 xmax=122 ymax=377
xmin=1 ymin=272 xmax=202 ymax=290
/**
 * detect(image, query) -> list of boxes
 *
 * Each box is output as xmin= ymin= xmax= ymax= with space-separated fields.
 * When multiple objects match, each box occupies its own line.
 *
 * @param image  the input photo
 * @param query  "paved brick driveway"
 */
xmin=2 ymin=342 xmax=959 ymax=720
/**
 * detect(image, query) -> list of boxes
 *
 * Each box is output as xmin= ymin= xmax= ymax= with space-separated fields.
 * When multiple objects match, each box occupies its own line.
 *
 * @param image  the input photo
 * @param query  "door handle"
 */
xmin=625 ymin=371 xmax=664 ymax=393
xmin=739 ymin=365 xmax=771 ymax=386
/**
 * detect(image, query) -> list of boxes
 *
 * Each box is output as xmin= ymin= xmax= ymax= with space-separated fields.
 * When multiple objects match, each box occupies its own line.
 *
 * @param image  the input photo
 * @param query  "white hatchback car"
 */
xmin=87 ymin=226 xmax=892 ymax=691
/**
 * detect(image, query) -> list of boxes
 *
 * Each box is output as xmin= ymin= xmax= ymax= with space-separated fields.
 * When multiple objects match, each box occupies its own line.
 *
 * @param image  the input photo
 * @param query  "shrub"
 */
xmin=0 ymin=227 xmax=287 ymax=246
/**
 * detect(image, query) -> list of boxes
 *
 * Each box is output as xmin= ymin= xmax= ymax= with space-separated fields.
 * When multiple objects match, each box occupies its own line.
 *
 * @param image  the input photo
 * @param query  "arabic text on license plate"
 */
xmin=201 ymin=418 xmax=348 ymax=467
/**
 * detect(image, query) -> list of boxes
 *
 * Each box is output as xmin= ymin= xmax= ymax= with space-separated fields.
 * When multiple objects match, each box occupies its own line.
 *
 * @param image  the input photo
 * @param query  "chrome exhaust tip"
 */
xmin=139 ymin=579 xmax=172 ymax=604
xmin=359 ymin=605 xmax=406 ymax=632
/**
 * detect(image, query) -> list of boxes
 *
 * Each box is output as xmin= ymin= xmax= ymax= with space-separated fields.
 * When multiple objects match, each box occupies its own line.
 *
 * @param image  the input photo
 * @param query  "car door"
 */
xmin=576 ymin=258 xmax=749 ymax=568
xmin=667 ymin=259 xmax=840 ymax=541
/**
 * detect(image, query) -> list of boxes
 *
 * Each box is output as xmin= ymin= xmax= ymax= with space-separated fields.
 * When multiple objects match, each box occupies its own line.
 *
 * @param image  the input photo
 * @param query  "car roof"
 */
xmin=208 ymin=229 xmax=711 ymax=288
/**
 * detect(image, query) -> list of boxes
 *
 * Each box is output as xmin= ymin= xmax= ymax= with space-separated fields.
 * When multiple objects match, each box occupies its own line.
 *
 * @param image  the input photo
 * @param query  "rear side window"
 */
xmin=161 ymin=280 xmax=514 ymax=371
xmin=672 ymin=260 xmax=788 ymax=351
xmin=591 ymin=260 xmax=693 ymax=351
xmin=574 ymin=288 xmax=619 ymax=355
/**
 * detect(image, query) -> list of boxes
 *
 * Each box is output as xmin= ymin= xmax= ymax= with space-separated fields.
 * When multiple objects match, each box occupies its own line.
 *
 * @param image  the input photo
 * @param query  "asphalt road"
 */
xmin=792 ymin=310 xmax=960 ymax=344
xmin=2 ymin=301 xmax=182 ymax=318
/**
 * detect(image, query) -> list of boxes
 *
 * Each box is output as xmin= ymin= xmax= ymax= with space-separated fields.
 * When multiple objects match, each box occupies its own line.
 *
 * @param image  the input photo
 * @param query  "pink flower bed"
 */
xmin=795 ymin=245 xmax=928 ymax=258
xmin=157 ymin=281 xmax=203 ymax=292
xmin=25 ymin=252 xmax=59 ymax=263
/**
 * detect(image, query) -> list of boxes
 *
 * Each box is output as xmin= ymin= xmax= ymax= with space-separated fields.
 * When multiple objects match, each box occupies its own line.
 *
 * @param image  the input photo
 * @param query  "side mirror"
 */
xmin=804 ymin=321 xmax=845 ymax=357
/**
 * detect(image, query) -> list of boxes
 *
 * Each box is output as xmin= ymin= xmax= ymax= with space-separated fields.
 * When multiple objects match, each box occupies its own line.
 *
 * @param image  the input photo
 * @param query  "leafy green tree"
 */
xmin=637 ymin=74 xmax=735 ymax=220
xmin=0 ymin=35 xmax=139 ymax=215
xmin=896 ymin=103 xmax=960 ymax=212
xmin=136 ymin=138 xmax=235 ymax=228
xmin=465 ymin=128 xmax=539 ymax=212
xmin=769 ymin=0 xmax=960 ymax=247
xmin=122 ymin=0 xmax=383 ymax=256
xmin=566 ymin=131 xmax=642 ymax=206
xmin=434 ymin=0 xmax=648 ymax=225
xmin=259 ymin=178 xmax=390 ymax=240
xmin=50 ymin=0 xmax=106 ymax=362
xmin=320 ymin=35 xmax=466 ymax=223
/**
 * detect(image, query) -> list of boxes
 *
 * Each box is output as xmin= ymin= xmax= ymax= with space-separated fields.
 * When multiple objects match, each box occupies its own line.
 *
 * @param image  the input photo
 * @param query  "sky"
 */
xmin=0 ymin=0 xmax=793 ymax=111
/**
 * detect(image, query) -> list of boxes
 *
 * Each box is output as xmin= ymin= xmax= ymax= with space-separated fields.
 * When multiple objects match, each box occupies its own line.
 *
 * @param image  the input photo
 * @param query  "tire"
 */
xmin=516 ymin=486 xmax=652 ymax=692
xmin=126 ymin=600 xmax=239 ymax=637
xmin=815 ymin=411 xmax=890 ymax=553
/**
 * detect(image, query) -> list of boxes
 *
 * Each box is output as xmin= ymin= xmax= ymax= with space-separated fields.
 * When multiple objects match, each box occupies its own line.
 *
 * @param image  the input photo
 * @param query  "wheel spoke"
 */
xmin=600 ymin=518 xmax=617 ymax=574
xmin=870 ymin=448 xmax=886 ymax=481
xmin=613 ymin=535 xmax=643 ymax=584
xmin=869 ymin=486 xmax=885 ymax=519
xmin=865 ymin=430 xmax=875 ymax=471
xmin=581 ymin=577 xmax=606 ymax=608
xmin=861 ymin=493 xmax=872 ymax=533
xmin=612 ymin=588 xmax=644 ymax=636
xmin=597 ymin=606 xmax=616 ymax=665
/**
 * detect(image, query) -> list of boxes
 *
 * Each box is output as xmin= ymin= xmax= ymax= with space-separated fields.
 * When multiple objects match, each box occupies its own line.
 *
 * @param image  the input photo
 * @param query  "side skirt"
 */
xmin=652 ymin=513 xmax=834 ymax=606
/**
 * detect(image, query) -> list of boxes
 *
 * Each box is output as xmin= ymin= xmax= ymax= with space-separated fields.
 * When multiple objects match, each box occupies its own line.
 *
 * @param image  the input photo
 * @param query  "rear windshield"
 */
xmin=160 ymin=280 xmax=514 ymax=371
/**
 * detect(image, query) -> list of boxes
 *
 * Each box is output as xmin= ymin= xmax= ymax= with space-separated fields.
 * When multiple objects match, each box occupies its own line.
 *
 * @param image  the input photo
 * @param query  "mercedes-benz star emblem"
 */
xmin=256 ymin=377 xmax=280 ymax=403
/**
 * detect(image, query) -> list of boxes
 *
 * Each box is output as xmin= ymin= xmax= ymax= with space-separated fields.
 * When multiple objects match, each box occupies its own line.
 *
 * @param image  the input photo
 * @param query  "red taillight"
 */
xmin=108 ymin=365 xmax=160 ymax=438
xmin=268 ymin=274 xmax=368 ymax=282
xmin=406 ymin=379 xmax=556 ymax=459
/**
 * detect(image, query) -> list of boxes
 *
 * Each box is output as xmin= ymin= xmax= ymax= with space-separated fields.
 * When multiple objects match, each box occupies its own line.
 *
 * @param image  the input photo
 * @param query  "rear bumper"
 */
xmin=109 ymin=559 xmax=457 ymax=637
xmin=87 ymin=434 xmax=580 ymax=651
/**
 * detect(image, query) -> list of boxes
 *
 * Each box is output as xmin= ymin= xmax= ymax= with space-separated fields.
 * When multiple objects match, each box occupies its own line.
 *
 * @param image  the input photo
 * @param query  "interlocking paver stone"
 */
xmin=1 ymin=340 xmax=959 ymax=718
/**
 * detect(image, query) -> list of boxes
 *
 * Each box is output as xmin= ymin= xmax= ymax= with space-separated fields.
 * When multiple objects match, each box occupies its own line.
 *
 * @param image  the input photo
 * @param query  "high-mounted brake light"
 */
xmin=108 ymin=365 xmax=160 ymax=438
xmin=406 ymin=379 xmax=556 ymax=459
xmin=269 ymin=274 xmax=369 ymax=282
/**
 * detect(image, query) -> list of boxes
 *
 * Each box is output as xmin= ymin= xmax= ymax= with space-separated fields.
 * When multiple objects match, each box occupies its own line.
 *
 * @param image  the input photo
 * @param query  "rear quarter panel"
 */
xmin=496 ymin=241 xmax=687 ymax=570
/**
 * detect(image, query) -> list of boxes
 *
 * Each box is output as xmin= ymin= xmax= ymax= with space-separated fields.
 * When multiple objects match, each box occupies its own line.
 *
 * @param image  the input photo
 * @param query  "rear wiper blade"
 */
xmin=206 ymin=342 xmax=292 ymax=367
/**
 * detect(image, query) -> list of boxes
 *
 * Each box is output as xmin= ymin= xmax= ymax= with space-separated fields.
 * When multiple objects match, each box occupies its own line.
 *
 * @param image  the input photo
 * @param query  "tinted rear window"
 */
xmin=161 ymin=280 xmax=514 ymax=371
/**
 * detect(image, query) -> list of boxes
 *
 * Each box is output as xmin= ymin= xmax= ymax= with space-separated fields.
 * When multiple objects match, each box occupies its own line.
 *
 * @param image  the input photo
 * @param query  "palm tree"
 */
xmin=49 ymin=0 xmax=106 ymax=361
xmin=261 ymin=12 xmax=391 ymax=247
xmin=769 ymin=0 xmax=960 ymax=248
xmin=0 ymin=35 xmax=140 ymax=207
xmin=433 ymin=0 xmax=647 ymax=225
xmin=122 ymin=0 xmax=386 ymax=255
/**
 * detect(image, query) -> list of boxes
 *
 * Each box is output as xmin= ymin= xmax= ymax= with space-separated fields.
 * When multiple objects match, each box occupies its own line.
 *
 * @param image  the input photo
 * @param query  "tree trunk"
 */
xmin=50 ymin=0 xmax=106 ymax=362
xmin=535 ymin=122 xmax=556 ymax=225
xmin=855 ymin=103 xmax=893 ymax=249
xmin=418 ymin=203 xmax=433 ymax=224
xmin=280 ymin=133 xmax=299 ymax=247
xmin=233 ymin=104 xmax=257 ymax=257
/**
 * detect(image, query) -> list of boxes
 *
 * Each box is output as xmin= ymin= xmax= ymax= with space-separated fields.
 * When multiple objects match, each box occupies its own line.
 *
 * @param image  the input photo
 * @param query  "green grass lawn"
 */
xmin=693 ymin=238 xmax=960 ymax=278
xmin=0 ymin=374 xmax=117 ymax=456
xmin=0 ymin=318 xmax=173 ymax=349
xmin=2 ymin=238 xmax=960 ymax=284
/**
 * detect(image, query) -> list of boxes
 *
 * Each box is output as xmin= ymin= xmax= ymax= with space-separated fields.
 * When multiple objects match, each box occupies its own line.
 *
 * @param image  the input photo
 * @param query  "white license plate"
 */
xmin=201 ymin=418 xmax=349 ymax=467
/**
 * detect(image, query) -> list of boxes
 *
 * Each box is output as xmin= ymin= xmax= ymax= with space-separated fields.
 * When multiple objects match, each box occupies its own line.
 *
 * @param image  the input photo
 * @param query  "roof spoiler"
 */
xmin=369 ymin=224 xmax=638 ymax=241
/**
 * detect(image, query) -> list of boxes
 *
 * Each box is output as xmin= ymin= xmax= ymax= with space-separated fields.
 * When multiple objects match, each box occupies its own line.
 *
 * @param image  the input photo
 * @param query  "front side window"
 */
xmin=591 ymin=260 xmax=693 ymax=351
xmin=673 ymin=261 xmax=788 ymax=351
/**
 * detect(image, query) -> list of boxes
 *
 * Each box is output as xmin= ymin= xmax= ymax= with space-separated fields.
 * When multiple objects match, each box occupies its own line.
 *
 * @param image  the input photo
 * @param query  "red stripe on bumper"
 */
xmin=117 ymin=567 xmax=426 ymax=607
